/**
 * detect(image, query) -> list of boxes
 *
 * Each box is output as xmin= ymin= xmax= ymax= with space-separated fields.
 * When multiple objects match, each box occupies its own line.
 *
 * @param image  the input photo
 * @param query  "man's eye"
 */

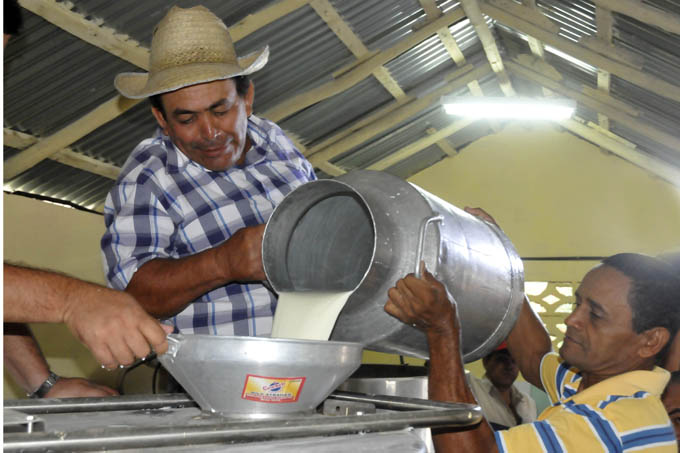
xmin=213 ymin=110 xmax=228 ymax=116
xmin=178 ymin=117 xmax=194 ymax=125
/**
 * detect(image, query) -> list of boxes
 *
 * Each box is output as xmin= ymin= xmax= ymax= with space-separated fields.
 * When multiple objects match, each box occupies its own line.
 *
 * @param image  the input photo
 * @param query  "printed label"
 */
xmin=241 ymin=374 xmax=306 ymax=403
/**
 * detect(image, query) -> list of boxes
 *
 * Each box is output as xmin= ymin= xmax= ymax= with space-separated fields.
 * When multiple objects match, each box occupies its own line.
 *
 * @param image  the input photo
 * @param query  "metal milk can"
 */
xmin=262 ymin=170 xmax=524 ymax=362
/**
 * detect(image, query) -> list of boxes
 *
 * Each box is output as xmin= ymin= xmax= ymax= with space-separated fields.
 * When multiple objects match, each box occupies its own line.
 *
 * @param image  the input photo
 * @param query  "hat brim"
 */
xmin=115 ymin=46 xmax=269 ymax=99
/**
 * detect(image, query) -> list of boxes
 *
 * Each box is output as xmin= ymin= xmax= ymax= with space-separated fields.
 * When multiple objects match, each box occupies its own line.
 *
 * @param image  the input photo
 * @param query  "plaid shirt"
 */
xmin=101 ymin=115 xmax=316 ymax=336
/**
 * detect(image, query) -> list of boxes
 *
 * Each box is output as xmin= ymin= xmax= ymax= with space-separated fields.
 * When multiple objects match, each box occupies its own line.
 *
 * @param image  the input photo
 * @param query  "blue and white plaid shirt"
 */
xmin=101 ymin=115 xmax=316 ymax=336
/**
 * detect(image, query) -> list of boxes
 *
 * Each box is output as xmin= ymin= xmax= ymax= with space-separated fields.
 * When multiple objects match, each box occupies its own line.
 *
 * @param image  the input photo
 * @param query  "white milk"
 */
xmin=271 ymin=290 xmax=354 ymax=341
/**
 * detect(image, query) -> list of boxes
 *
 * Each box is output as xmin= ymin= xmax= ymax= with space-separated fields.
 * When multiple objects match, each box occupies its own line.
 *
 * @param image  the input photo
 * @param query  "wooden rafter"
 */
xmin=593 ymin=0 xmax=680 ymax=36
xmin=460 ymin=0 xmax=515 ymax=96
xmin=311 ymin=0 xmax=407 ymax=102
xmin=4 ymin=96 xmax=139 ymax=180
xmin=367 ymin=118 xmax=476 ymax=171
xmin=262 ymin=7 xmax=466 ymax=122
xmin=506 ymin=57 xmax=680 ymax=154
xmin=4 ymin=128 xmax=121 ymax=180
xmin=5 ymin=0 xmax=313 ymax=181
xmin=308 ymin=64 xmax=492 ymax=168
xmin=561 ymin=117 xmax=680 ymax=187
xmin=595 ymin=5 xmax=614 ymax=130
xmin=480 ymin=0 xmax=680 ymax=104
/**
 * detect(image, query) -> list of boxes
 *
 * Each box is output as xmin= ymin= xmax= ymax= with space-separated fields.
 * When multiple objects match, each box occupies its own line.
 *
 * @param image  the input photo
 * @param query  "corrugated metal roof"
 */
xmin=4 ymin=0 xmax=680 ymax=212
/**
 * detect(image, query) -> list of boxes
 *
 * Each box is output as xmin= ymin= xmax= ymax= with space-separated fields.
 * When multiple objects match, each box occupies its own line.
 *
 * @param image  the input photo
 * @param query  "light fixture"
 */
xmin=441 ymin=96 xmax=576 ymax=120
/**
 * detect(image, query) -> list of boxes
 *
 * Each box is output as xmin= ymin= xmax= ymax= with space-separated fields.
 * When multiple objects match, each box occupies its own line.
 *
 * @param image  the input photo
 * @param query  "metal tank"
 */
xmin=262 ymin=170 xmax=524 ymax=362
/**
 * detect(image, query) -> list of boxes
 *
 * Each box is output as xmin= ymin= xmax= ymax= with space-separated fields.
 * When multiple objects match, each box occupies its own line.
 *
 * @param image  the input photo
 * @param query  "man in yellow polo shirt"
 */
xmin=385 ymin=208 xmax=679 ymax=452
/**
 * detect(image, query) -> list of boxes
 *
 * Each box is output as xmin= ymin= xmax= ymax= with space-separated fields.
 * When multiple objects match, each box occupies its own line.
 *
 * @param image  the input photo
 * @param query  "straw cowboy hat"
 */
xmin=115 ymin=6 xmax=269 ymax=99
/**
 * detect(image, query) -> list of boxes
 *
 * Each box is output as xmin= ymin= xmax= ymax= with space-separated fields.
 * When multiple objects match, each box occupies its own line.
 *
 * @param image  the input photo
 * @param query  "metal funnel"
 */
xmin=158 ymin=334 xmax=363 ymax=418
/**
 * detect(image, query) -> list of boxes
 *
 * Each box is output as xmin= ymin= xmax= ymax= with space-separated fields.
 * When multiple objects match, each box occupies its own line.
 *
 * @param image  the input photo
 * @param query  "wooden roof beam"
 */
xmin=595 ymin=5 xmax=613 ymax=130
xmin=480 ymin=0 xmax=680 ymax=104
xmin=561 ymin=117 xmax=680 ymax=188
xmin=594 ymin=0 xmax=680 ymax=36
xmin=311 ymin=0 xmax=407 ymax=102
xmin=262 ymin=7 xmax=466 ymax=122
xmin=367 ymin=118 xmax=476 ymax=171
xmin=308 ymin=63 xmax=491 ymax=168
xmin=420 ymin=0 xmax=484 ymax=96
xmin=4 ymin=128 xmax=121 ymax=180
xmin=4 ymin=97 xmax=139 ymax=180
xmin=506 ymin=57 xmax=680 ymax=154
xmin=460 ymin=0 xmax=515 ymax=96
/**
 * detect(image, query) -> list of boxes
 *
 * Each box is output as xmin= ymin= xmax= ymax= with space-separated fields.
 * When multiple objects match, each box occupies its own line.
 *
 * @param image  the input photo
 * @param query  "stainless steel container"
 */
xmin=158 ymin=334 xmax=363 ymax=417
xmin=262 ymin=170 xmax=524 ymax=362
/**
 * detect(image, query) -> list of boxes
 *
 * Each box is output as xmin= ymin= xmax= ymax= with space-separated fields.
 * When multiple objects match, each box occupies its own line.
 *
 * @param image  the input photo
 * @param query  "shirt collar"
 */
xmin=564 ymin=366 xmax=670 ymax=404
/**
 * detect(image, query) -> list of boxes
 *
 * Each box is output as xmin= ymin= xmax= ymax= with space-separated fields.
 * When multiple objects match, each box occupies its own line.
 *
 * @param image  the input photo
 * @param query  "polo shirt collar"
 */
xmin=564 ymin=366 xmax=670 ymax=404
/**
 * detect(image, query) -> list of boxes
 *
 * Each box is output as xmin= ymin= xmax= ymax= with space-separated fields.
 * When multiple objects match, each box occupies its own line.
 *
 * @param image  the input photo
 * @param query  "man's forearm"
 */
xmin=4 ymin=264 xmax=77 ymax=323
xmin=125 ymin=224 xmax=266 ymax=318
xmin=4 ymin=324 xmax=50 ymax=394
xmin=506 ymin=297 xmax=552 ymax=389
xmin=125 ymin=246 xmax=229 ymax=318
xmin=427 ymin=316 xmax=499 ymax=453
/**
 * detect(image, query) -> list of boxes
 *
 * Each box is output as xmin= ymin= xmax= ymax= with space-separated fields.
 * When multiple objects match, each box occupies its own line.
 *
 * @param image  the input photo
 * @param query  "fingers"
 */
xmin=138 ymin=320 xmax=171 ymax=356
xmin=464 ymin=206 xmax=498 ymax=226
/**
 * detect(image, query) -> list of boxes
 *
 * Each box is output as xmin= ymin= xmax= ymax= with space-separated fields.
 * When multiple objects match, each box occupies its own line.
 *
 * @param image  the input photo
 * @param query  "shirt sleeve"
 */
xmin=101 ymin=178 xmax=176 ymax=290
xmin=495 ymin=414 xmax=605 ymax=453
xmin=539 ymin=352 xmax=563 ymax=405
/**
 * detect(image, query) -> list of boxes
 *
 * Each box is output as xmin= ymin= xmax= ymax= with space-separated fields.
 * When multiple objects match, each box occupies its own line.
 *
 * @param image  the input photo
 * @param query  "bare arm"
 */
xmin=464 ymin=207 xmax=552 ymax=389
xmin=4 ymin=263 xmax=171 ymax=369
xmin=385 ymin=267 xmax=498 ymax=453
xmin=126 ymin=224 xmax=265 ymax=318
xmin=4 ymin=324 xmax=117 ymax=397
xmin=506 ymin=297 xmax=552 ymax=389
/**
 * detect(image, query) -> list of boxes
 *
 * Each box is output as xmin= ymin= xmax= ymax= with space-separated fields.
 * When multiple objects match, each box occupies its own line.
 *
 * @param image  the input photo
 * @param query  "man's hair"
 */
xmin=601 ymin=253 xmax=680 ymax=358
xmin=663 ymin=370 xmax=680 ymax=399
xmin=4 ymin=0 xmax=23 ymax=36
xmin=149 ymin=75 xmax=250 ymax=119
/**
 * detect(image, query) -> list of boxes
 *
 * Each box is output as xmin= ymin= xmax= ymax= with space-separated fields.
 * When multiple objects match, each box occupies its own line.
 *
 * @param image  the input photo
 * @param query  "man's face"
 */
xmin=484 ymin=350 xmax=519 ymax=390
xmin=559 ymin=265 xmax=647 ymax=376
xmin=663 ymin=382 xmax=680 ymax=443
xmin=151 ymin=79 xmax=253 ymax=172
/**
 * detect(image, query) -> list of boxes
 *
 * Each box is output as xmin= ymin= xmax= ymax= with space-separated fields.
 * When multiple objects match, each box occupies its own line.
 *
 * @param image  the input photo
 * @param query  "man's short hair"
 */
xmin=149 ymin=75 xmax=250 ymax=119
xmin=602 ymin=253 xmax=680 ymax=350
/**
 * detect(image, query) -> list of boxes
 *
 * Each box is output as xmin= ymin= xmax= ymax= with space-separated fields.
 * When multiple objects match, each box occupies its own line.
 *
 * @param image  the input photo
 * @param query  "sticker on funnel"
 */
xmin=241 ymin=374 xmax=306 ymax=403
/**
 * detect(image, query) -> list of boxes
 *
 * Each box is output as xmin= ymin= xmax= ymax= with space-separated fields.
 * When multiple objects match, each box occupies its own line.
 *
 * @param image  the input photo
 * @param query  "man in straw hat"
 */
xmin=102 ymin=6 xmax=315 ymax=337
xmin=386 ymin=208 xmax=679 ymax=452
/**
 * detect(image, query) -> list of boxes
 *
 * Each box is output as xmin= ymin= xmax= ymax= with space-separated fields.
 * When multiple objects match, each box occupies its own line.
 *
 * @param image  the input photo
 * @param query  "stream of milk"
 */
xmin=271 ymin=290 xmax=354 ymax=341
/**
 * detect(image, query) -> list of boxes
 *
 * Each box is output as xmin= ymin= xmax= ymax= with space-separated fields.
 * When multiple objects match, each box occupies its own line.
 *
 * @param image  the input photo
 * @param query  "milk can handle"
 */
xmin=415 ymin=213 xmax=444 ymax=278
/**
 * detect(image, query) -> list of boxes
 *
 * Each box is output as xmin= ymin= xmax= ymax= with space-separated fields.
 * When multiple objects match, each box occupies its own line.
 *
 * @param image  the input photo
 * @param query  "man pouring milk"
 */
xmin=101 ymin=6 xmax=315 ymax=338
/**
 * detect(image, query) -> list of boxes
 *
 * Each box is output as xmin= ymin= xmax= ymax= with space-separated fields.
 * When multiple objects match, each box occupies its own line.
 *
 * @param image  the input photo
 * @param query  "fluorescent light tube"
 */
xmin=441 ymin=97 xmax=576 ymax=120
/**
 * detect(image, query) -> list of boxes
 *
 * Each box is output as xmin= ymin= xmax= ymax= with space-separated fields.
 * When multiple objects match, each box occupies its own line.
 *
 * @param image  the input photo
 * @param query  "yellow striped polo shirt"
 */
xmin=495 ymin=352 xmax=677 ymax=452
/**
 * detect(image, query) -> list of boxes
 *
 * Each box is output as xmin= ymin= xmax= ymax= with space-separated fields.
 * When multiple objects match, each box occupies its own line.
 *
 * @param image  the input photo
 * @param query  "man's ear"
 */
xmin=639 ymin=327 xmax=671 ymax=359
xmin=151 ymin=106 xmax=168 ymax=134
xmin=245 ymin=81 xmax=254 ymax=117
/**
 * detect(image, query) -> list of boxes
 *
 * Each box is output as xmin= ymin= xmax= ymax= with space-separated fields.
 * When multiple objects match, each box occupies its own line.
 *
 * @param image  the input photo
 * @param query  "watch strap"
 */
xmin=28 ymin=371 xmax=60 ymax=398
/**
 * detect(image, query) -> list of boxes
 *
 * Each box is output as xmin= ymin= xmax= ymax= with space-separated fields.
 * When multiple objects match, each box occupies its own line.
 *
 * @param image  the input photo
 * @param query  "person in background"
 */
xmin=4 ymin=1 xmax=171 ymax=398
xmin=101 ymin=6 xmax=315 ymax=336
xmin=467 ymin=343 xmax=536 ymax=430
xmin=385 ymin=207 xmax=679 ymax=452
xmin=663 ymin=370 xmax=680 ymax=443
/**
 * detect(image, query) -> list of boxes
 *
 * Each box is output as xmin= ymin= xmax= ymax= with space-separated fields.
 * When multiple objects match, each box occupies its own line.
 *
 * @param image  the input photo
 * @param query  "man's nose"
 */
xmin=564 ymin=304 xmax=584 ymax=329
xmin=198 ymin=116 xmax=218 ymax=140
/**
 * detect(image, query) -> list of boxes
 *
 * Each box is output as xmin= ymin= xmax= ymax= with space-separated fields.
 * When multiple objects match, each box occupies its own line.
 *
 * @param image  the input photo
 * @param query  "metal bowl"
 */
xmin=158 ymin=334 xmax=363 ymax=418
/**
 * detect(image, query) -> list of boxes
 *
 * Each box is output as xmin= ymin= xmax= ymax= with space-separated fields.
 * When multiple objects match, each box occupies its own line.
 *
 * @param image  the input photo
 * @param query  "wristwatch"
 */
xmin=28 ymin=371 xmax=60 ymax=398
